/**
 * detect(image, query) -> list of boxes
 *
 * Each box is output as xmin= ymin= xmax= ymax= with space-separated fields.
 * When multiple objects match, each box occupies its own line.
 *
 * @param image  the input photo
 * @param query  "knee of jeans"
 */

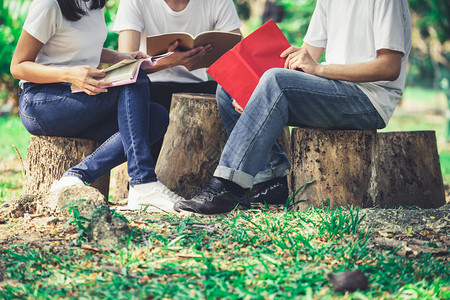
xmin=260 ymin=68 xmax=285 ymax=85
xmin=149 ymin=103 xmax=169 ymax=135
xmin=216 ymin=85 xmax=233 ymax=106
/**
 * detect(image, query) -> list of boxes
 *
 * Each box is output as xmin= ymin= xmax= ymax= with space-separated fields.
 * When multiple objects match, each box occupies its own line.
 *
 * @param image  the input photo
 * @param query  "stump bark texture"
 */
xmin=114 ymin=163 xmax=129 ymax=200
xmin=290 ymin=128 xmax=377 ymax=210
xmin=23 ymin=136 xmax=110 ymax=197
xmin=155 ymin=93 xmax=228 ymax=199
xmin=374 ymin=131 xmax=445 ymax=208
xmin=289 ymin=128 xmax=445 ymax=210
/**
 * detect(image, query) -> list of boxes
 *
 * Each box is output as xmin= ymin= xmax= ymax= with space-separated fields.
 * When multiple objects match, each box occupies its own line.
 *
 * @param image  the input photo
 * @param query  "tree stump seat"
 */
xmin=23 ymin=135 xmax=110 ymax=198
xmin=114 ymin=92 xmax=291 ymax=200
xmin=289 ymin=128 xmax=445 ymax=210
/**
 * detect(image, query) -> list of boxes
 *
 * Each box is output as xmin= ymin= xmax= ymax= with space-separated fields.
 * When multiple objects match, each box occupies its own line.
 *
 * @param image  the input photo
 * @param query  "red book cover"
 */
xmin=207 ymin=20 xmax=291 ymax=108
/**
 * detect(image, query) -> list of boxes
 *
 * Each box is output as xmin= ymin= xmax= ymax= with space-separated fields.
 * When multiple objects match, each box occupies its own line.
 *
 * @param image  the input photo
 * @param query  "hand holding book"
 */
xmin=71 ymin=52 xmax=173 ymax=93
xmin=147 ymin=31 xmax=241 ymax=71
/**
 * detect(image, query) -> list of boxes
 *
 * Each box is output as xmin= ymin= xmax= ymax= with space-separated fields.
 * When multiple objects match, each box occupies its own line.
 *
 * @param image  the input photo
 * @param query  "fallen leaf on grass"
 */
xmin=176 ymin=253 xmax=203 ymax=259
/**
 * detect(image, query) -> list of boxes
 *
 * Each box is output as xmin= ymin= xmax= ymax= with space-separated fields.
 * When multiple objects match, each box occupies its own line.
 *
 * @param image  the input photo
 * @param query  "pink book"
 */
xmin=71 ymin=52 xmax=172 ymax=93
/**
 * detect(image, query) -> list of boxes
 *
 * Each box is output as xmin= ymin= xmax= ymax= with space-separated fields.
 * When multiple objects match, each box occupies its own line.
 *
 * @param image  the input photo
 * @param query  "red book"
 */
xmin=207 ymin=20 xmax=291 ymax=108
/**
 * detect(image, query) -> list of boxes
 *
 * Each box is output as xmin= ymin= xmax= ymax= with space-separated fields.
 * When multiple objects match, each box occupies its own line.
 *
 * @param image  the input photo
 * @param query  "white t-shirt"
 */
xmin=113 ymin=0 xmax=241 ymax=83
xmin=303 ymin=0 xmax=412 ymax=125
xmin=23 ymin=0 xmax=107 ymax=70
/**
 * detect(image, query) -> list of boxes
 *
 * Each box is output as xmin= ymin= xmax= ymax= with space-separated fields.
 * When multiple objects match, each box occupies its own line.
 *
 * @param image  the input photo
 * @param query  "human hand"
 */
xmin=232 ymin=99 xmax=243 ymax=114
xmin=66 ymin=65 xmax=111 ymax=95
xmin=280 ymin=46 xmax=319 ymax=75
xmin=160 ymin=39 xmax=213 ymax=70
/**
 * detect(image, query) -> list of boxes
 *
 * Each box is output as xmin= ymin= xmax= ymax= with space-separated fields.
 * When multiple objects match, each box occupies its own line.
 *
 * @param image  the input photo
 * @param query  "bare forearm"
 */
xmin=283 ymin=46 xmax=403 ymax=83
xmin=11 ymin=61 xmax=70 ymax=83
xmin=315 ymin=59 xmax=400 ymax=82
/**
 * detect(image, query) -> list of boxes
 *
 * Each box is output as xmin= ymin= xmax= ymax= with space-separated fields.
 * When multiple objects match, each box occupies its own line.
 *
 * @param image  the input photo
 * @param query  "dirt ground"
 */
xmin=0 ymin=156 xmax=449 ymax=252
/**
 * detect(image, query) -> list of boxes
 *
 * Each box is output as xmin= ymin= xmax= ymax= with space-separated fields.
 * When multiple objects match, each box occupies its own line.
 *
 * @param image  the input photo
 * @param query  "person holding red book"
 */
xmin=174 ymin=0 xmax=412 ymax=215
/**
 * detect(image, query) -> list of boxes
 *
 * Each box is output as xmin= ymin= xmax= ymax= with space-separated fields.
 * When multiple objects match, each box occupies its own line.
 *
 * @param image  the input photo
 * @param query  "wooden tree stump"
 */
xmin=289 ymin=128 xmax=377 ymax=210
xmin=155 ymin=93 xmax=228 ymax=199
xmin=374 ymin=131 xmax=445 ymax=208
xmin=114 ymin=163 xmax=129 ymax=201
xmin=289 ymin=128 xmax=445 ymax=210
xmin=23 ymin=136 xmax=110 ymax=198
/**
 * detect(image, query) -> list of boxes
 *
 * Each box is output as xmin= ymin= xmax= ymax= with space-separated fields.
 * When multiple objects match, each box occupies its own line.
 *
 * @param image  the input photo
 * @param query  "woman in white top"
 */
xmin=10 ymin=0 xmax=184 ymax=212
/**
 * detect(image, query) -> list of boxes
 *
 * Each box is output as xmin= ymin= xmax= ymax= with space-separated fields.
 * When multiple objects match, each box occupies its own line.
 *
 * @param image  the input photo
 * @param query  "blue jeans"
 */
xmin=215 ymin=68 xmax=386 ymax=189
xmin=19 ymin=70 xmax=168 ymax=186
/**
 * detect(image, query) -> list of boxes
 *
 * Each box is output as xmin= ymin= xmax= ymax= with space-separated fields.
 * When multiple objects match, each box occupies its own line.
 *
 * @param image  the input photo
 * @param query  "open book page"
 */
xmin=71 ymin=52 xmax=173 ymax=92
xmin=147 ymin=31 xmax=241 ymax=70
xmin=102 ymin=60 xmax=141 ymax=83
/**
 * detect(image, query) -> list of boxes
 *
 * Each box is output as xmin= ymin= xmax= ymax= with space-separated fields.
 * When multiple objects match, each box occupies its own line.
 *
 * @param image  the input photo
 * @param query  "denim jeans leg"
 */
xmin=67 ymin=103 xmax=169 ymax=183
xmin=216 ymin=85 xmax=290 ymax=185
xmin=67 ymin=102 xmax=168 ymax=183
xmin=115 ymin=70 xmax=165 ymax=186
xmin=214 ymin=68 xmax=385 ymax=188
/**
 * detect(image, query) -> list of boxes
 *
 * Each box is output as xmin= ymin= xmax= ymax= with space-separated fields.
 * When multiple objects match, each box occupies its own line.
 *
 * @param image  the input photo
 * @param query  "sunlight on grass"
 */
xmin=0 ymin=208 xmax=448 ymax=299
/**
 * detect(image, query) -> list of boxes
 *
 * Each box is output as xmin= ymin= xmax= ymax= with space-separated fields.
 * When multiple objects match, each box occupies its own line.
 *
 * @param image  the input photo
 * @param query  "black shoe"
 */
xmin=250 ymin=176 xmax=289 ymax=205
xmin=174 ymin=178 xmax=250 ymax=215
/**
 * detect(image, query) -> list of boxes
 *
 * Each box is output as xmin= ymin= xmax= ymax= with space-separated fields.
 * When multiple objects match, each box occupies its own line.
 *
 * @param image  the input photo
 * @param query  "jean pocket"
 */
xmin=19 ymin=109 xmax=46 ymax=136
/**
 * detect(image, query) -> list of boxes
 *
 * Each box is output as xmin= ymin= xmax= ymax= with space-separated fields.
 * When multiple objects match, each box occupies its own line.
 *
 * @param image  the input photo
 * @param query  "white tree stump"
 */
xmin=289 ymin=128 xmax=445 ymax=210
xmin=23 ymin=136 xmax=110 ymax=198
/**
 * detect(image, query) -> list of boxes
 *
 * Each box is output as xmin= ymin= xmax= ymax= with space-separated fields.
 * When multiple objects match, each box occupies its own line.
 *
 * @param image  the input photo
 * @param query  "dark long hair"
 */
xmin=56 ymin=0 xmax=107 ymax=21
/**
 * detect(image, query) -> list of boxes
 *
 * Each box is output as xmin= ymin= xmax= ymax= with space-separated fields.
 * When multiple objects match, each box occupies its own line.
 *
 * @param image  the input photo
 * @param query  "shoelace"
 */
xmin=159 ymin=185 xmax=184 ymax=202
xmin=197 ymin=179 xmax=226 ymax=200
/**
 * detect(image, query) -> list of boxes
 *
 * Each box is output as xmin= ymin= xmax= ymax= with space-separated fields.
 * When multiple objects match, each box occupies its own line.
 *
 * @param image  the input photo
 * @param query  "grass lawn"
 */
xmin=1 ymin=206 xmax=448 ymax=299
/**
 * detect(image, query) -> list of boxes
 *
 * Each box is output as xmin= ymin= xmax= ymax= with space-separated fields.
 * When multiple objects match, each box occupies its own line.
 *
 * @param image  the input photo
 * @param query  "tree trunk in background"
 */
xmin=23 ymin=136 xmax=110 ymax=198
xmin=248 ymin=0 xmax=267 ymax=21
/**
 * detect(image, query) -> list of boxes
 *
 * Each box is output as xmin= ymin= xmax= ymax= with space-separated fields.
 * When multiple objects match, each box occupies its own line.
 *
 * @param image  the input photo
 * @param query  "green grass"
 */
xmin=0 ymin=116 xmax=30 ymax=159
xmin=1 ymin=207 xmax=448 ymax=299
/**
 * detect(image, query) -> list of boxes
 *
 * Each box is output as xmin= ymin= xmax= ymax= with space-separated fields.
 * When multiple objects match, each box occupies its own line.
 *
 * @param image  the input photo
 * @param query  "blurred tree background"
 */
xmin=1 ymin=0 xmax=449 ymax=118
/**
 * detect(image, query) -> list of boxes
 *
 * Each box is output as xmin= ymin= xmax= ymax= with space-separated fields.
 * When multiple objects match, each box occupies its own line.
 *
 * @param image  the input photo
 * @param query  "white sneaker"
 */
xmin=119 ymin=181 xmax=185 ymax=213
xmin=49 ymin=176 xmax=85 ymax=193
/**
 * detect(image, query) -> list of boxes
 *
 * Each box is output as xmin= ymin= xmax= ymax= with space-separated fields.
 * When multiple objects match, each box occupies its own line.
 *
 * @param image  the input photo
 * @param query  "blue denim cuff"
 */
xmin=253 ymin=161 xmax=291 ymax=185
xmin=214 ymin=166 xmax=254 ymax=189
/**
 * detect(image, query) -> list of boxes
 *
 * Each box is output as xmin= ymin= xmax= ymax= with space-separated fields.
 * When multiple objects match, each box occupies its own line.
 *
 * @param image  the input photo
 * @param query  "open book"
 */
xmin=146 ymin=31 xmax=242 ymax=71
xmin=207 ymin=20 xmax=291 ymax=108
xmin=71 ymin=52 xmax=173 ymax=93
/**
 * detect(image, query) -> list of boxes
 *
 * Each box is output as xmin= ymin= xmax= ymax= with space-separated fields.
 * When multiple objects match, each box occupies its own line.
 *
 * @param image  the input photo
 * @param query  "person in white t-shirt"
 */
xmin=113 ymin=0 xmax=242 ymax=162
xmin=11 ymin=0 xmax=185 ymax=212
xmin=174 ymin=0 xmax=413 ymax=215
